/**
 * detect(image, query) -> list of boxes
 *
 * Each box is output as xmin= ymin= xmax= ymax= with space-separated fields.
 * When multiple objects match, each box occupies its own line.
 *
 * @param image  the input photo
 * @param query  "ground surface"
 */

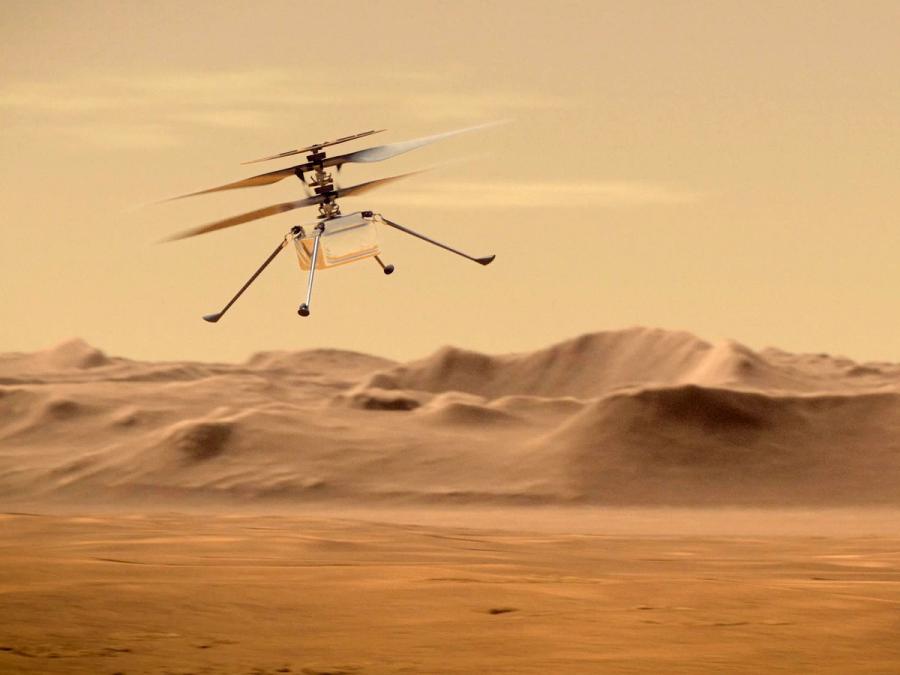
xmin=4 ymin=331 xmax=900 ymax=673
xmin=2 ymin=511 xmax=900 ymax=674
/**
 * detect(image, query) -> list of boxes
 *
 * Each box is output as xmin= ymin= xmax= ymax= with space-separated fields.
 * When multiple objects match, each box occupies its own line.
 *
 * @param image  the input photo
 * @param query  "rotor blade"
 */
xmin=242 ymin=129 xmax=386 ymax=165
xmin=161 ymin=155 xmax=413 ymax=203
xmin=377 ymin=215 xmax=495 ymax=266
xmin=163 ymin=166 xmax=298 ymax=202
xmin=161 ymin=122 xmax=501 ymax=202
xmin=335 ymin=121 xmax=505 ymax=166
xmin=334 ymin=168 xmax=429 ymax=199
xmin=203 ymin=236 xmax=290 ymax=323
xmin=163 ymin=195 xmax=322 ymax=242
xmin=164 ymin=169 xmax=426 ymax=242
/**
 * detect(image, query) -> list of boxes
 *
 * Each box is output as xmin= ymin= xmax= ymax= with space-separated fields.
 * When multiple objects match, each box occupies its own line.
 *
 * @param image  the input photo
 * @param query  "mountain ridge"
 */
xmin=2 ymin=327 xmax=899 ymax=507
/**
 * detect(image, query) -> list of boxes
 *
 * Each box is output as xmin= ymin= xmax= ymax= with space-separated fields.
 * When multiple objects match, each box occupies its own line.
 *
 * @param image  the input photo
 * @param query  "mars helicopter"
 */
xmin=164 ymin=123 xmax=498 ymax=322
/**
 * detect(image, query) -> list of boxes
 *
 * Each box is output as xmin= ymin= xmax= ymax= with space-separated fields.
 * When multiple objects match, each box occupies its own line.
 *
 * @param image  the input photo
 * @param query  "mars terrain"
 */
xmin=2 ymin=328 xmax=900 ymax=673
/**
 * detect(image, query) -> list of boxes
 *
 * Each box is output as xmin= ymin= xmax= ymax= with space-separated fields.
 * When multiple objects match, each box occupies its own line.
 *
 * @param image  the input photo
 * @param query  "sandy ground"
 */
xmin=2 ymin=510 xmax=900 ymax=675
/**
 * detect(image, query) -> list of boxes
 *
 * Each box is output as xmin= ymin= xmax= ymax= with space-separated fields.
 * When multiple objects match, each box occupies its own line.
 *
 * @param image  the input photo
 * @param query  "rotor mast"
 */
xmin=302 ymin=146 xmax=341 ymax=219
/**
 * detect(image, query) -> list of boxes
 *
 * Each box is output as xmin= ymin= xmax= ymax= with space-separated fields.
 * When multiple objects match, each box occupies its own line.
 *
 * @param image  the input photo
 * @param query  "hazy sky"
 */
xmin=2 ymin=1 xmax=898 ymax=363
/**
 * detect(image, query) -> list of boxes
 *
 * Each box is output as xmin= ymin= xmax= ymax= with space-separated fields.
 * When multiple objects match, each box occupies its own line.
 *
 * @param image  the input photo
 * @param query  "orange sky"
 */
xmin=1 ymin=1 xmax=898 ymax=362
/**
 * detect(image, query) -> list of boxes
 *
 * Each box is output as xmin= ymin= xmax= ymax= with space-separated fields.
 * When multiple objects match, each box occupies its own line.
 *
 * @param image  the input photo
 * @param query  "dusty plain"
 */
xmin=3 ymin=511 xmax=900 ymax=675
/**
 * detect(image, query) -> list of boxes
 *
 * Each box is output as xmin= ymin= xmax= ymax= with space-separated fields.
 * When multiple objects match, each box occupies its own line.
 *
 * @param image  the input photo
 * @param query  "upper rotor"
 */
xmin=241 ymin=129 xmax=386 ymax=165
xmin=163 ymin=121 xmax=504 ymax=241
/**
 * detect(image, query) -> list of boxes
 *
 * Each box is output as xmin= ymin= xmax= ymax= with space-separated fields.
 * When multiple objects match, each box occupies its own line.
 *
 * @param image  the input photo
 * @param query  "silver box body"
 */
xmin=293 ymin=212 xmax=381 ymax=270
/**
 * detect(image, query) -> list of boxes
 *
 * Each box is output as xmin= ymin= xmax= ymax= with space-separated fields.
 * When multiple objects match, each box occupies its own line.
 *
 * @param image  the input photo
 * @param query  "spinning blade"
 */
xmin=163 ymin=166 xmax=298 ymax=202
xmin=164 ymin=122 xmax=502 ymax=201
xmin=336 ymin=121 xmax=503 ymax=165
xmin=163 ymin=169 xmax=426 ymax=242
xmin=242 ymin=129 xmax=385 ymax=165
xmin=163 ymin=196 xmax=320 ymax=241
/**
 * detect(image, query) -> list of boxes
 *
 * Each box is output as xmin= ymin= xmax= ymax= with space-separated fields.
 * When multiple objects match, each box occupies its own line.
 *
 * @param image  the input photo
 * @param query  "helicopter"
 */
xmin=164 ymin=123 xmax=499 ymax=322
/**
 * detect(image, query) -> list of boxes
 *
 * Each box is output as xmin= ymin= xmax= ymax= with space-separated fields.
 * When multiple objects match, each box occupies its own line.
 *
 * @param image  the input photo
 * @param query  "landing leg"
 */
xmin=298 ymin=226 xmax=323 ymax=317
xmin=376 ymin=214 xmax=494 ymax=266
xmin=202 ymin=234 xmax=289 ymax=323
xmin=374 ymin=255 xmax=395 ymax=275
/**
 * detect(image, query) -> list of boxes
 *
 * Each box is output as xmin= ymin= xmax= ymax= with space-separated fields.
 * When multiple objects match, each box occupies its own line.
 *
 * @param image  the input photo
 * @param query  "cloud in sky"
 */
xmin=0 ymin=68 xmax=694 ymax=209
xmin=67 ymin=122 xmax=180 ymax=150
xmin=0 ymin=68 xmax=567 ymax=148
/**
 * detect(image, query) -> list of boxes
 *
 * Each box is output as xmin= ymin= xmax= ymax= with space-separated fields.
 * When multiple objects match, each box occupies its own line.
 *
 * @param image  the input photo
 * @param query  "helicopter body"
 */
xmin=292 ymin=211 xmax=381 ymax=271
